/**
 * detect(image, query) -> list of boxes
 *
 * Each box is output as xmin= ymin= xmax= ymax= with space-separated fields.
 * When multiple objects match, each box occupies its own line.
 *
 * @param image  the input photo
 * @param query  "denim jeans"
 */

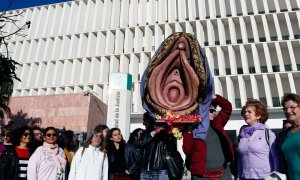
xmin=140 ymin=170 xmax=169 ymax=180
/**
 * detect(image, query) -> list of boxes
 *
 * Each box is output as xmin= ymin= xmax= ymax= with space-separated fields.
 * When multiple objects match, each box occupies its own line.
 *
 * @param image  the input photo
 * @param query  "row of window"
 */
xmin=214 ymin=64 xmax=300 ymax=76
xmin=235 ymin=97 xmax=281 ymax=108
xmin=204 ymin=35 xmax=300 ymax=46
xmin=205 ymin=7 xmax=300 ymax=19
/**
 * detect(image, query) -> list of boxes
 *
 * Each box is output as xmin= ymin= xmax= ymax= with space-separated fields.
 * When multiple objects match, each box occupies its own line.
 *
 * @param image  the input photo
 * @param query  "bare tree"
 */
xmin=0 ymin=0 xmax=30 ymax=122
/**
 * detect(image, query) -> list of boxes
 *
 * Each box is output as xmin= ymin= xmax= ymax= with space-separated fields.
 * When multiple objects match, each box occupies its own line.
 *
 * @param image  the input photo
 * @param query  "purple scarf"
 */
xmin=240 ymin=123 xmax=266 ymax=138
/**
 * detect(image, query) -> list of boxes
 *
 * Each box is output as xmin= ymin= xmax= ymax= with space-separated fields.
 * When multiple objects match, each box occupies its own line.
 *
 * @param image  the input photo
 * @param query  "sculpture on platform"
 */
xmin=140 ymin=32 xmax=213 ymax=139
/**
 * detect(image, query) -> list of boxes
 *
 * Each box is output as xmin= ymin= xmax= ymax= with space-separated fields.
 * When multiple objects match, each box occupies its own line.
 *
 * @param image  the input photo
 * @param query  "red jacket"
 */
xmin=182 ymin=95 xmax=234 ymax=175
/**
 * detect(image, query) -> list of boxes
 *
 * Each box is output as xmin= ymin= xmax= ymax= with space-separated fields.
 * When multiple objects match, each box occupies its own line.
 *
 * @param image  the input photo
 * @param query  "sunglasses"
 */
xmin=46 ymin=133 xmax=57 ymax=137
xmin=209 ymin=109 xmax=216 ymax=113
xmin=2 ymin=134 xmax=10 ymax=137
xmin=23 ymin=133 xmax=31 ymax=137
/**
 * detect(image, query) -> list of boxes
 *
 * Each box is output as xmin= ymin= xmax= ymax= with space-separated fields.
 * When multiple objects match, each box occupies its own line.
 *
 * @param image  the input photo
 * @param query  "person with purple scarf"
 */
xmin=235 ymin=100 xmax=280 ymax=179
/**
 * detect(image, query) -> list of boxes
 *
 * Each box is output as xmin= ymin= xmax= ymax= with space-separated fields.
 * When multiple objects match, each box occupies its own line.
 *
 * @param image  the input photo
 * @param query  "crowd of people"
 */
xmin=0 ymin=92 xmax=299 ymax=180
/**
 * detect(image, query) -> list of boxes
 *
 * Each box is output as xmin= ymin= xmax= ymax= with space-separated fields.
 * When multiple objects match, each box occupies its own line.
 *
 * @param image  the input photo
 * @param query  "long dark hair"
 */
xmin=12 ymin=126 xmax=32 ymax=146
xmin=59 ymin=130 xmax=77 ymax=152
xmin=105 ymin=128 xmax=125 ymax=152
xmin=127 ymin=128 xmax=143 ymax=144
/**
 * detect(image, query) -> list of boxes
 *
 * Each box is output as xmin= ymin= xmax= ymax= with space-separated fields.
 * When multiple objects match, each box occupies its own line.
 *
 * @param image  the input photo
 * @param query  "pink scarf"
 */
xmin=43 ymin=142 xmax=66 ymax=172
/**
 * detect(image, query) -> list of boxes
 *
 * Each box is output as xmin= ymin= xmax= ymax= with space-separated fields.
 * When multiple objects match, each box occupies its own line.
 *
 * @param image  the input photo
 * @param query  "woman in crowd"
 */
xmin=106 ymin=128 xmax=138 ymax=180
xmin=279 ymin=93 xmax=300 ymax=179
xmin=0 ymin=124 xmax=14 ymax=155
xmin=127 ymin=128 xmax=143 ymax=145
xmin=0 ymin=126 xmax=32 ymax=180
xmin=94 ymin=124 xmax=109 ymax=138
xmin=235 ymin=99 xmax=280 ymax=179
xmin=27 ymin=127 xmax=66 ymax=180
xmin=68 ymin=128 xmax=108 ymax=180
xmin=59 ymin=130 xmax=78 ymax=180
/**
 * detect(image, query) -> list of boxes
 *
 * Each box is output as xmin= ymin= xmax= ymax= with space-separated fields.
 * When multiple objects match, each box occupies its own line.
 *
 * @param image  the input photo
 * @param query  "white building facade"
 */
xmin=2 ymin=0 xmax=300 ymax=134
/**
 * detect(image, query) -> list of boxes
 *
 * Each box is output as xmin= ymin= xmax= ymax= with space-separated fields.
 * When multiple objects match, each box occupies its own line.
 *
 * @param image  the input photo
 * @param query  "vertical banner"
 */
xmin=107 ymin=73 xmax=132 ymax=141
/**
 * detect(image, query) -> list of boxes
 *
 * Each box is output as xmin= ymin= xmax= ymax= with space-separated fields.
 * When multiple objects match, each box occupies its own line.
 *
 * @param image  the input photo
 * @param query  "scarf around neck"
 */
xmin=43 ymin=142 xmax=66 ymax=172
xmin=240 ymin=123 xmax=265 ymax=138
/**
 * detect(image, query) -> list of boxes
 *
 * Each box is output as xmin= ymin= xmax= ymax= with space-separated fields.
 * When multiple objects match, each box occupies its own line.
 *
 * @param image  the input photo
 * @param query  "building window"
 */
xmin=285 ymin=64 xmax=292 ymax=71
xmin=214 ymin=69 xmax=219 ymax=75
xmin=272 ymin=97 xmax=280 ymax=107
xmin=271 ymin=36 xmax=278 ymax=41
xmin=226 ymin=40 xmax=231 ymax=44
xmin=297 ymin=64 xmax=300 ymax=70
xmin=215 ymin=41 xmax=220 ymax=45
xmin=235 ymin=99 xmax=242 ymax=108
xmin=282 ymin=35 xmax=289 ymax=40
xmin=204 ymin=42 xmax=208 ymax=46
xmin=237 ymin=39 xmax=243 ymax=43
xmin=272 ymin=65 xmax=280 ymax=72
xmin=261 ymin=66 xmax=268 ymax=73
xmin=237 ymin=68 xmax=243 ymax=74
xmin=226 ymin=68 xmax=231 ymax=75
xmin=259 ymin=37 xmax=266 ymax=42
xmin=249 ymin=67 xmax=256 ymax=73
xmin=248 ymin=38 xmax=254 ymax=43
xmin=260 ymin=98 xmax=267 ymax=105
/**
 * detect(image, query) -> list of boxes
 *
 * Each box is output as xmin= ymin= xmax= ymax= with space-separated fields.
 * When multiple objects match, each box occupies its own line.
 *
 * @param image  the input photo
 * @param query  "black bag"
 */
xmin=164 ymin=145 xmax=184 ymax=180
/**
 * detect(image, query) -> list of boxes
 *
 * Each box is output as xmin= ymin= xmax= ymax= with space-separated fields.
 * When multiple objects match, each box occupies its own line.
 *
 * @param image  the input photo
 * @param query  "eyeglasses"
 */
xmin=209 ymin=109 xmax=216 ymax=113
xmin=23 ymin=133 xmax=31 ymax=137
xmin=282 ymin=106 xmax=299 ymax=112
xmin=46 ymin=133 xmax=57 ymax=137
xmin=2 ymin=134 xmax=10 ymax=137
xmin=93 ymin=134 xmax=102 ymax=139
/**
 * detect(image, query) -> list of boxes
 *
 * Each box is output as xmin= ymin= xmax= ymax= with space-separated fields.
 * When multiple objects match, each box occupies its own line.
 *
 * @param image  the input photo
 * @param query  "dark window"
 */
xmin=248 ymin=12 xmax=254 ymax=15
xmin=226 ymin=14 xmax=232 ymax=17
xmin=216 ymin=15 xmax=221 ymax=18
xmin=226 ymin=68 xmax=231 ymax=75
xmin=214 ymin=69 xmax=219 ymax=75
xmin=271 ymin=36 xmax=278 ymax=41
xmin=226 ymin=40 xmax=231 ymax=44
xmin=272 ymin=97 xmax=280 ymax=107
xmin=295 ymin=34 xmax=300 ymax=39
xmin=260 ymin=98 xmax=267 ymax=105
xmin=272 ymin=65 xmax=280 ymax=72
xmin=282 ymin=35 xmax=289 ymax=40
xmin=215 ymin=41 xmax=220 ymax=45
xmin=261 ymin=66 xmax=268 ymax=73
xmin=204 ymin=42 xmax=208 ymax=46
xmin=259 ymin=37 xmax=266 ymax=42
xmin=235 ymin=99 xmax=242 ymax=108
xmin=237 ymin=39 xmax=243 ymax=43
xmin=248 ymin=38 xmax=254 ymax=43
xmin=269 ymin=10 xmax=276 ymax=13
xmin=297 ymin=64 xmax=300 ymax=70
xmin=285 ymin=64 xmax=292 ymax=71
xmin=249 ymin=67 xmax=256 ymax=74
xmin=237 ymin=68 xmax=243 ymax=74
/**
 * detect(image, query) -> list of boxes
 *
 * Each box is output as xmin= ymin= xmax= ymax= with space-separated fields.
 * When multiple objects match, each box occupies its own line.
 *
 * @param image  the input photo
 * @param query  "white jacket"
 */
xmin=68 ymin=145 xmax=108 ymax=180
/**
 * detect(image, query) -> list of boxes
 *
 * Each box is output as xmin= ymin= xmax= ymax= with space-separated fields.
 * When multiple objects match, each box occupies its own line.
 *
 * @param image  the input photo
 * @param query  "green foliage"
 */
xmin=0 ymin=55 xmax=20 ymax=118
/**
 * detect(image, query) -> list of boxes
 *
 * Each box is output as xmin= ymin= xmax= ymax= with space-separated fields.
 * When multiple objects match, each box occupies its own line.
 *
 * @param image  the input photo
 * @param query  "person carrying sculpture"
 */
xmin=134 ymin=113 xmax=178 ymax=180
xmin=183 ymin=94 xmax=234 ymax=179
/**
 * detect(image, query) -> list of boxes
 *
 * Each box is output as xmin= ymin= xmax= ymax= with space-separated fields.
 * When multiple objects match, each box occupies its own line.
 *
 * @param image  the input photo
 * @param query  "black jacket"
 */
xmin=134 ymin=130 xmax=176 ymax=171
xmin=0 ymin=147 xmax=20 ymax=180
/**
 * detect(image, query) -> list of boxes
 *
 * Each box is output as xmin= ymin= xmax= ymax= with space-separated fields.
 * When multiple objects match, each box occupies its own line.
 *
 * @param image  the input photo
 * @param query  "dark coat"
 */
xmin=182 ymin=95 xmax=234 ymax=175
xmin=0 ymin=147 xmax=19 ymax=180
xmin=134 ymin=130 xmax=176 ymax=171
